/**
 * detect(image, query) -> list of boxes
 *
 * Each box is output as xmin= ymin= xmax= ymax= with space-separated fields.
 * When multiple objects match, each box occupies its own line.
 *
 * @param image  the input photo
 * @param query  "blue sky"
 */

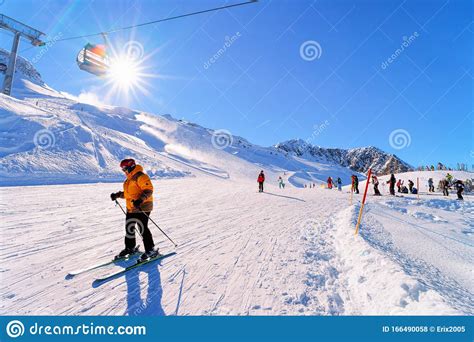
xmin=0 ymin=0 xmax=472 ymax=168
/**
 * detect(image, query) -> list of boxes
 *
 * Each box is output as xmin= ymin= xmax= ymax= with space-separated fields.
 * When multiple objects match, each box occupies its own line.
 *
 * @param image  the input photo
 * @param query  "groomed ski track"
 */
xmin=0 ymin=176 xmax=471 ymax=315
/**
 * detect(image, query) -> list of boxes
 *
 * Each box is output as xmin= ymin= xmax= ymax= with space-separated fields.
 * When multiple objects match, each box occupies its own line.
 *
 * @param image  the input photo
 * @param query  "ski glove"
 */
xmin=132 ymin=198 xmax=143 ymax=208
xmin=110 ymin=192 xmax=120 ymax=201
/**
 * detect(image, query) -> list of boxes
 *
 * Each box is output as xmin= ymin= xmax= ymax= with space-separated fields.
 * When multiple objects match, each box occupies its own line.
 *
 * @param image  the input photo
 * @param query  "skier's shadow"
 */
xmin=124 ymin=263 xmax=165 ymax=316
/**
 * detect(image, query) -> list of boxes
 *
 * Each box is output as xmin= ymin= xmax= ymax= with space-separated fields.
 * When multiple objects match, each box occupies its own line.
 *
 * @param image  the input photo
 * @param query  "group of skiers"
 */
xmin=438 ymin=174 xmax=465 ymax=200
xmin=393 ymin=177 xmax=417 ymax=195
xmin=112 ymin=160 xmax=470 ymax=260
xmin=321 ymin=172 xmax=465 ymax=201
xmin=326 ymin=177 xmax=343 ymax=191
xmin=302 ymin=175 xmax=360 ymax=193
xmin=377 ymin=173 xmax=465 ymax=200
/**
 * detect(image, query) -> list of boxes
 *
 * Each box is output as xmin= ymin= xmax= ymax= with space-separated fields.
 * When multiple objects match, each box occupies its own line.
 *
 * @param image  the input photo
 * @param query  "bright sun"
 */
xmin=103 ymin=52 xmax=152 ymax=103
xmin=107 ymin=57 xmax=140 ymax=90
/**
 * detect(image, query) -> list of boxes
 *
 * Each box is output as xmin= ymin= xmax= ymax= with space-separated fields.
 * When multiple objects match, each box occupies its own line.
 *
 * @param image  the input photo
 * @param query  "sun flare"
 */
xmin=107 ymin=56 xmax=141 ymax=91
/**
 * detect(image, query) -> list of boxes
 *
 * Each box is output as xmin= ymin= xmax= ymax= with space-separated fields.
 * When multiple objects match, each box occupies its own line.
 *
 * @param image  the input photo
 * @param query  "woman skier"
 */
xmin=257 ymin=170 xmax=265 ymax=192
xmin=428 ymin=178 xmax=435 ymax=192
xmin=352 ymin=175 xmax=360 ymax=194
xmin=278 ymin=176 xmax=285 ymax=189
xmin=387 ymin=173 xmax=396 ymax=195
xmin=408 ymin=180 xmax=414 ymax=193
xmin=454 ymin=180 xmax=464 ymax=200
xmin=372 ymin=175 xmax=381 ymax=196
xmin=396 ymin=179 xmax=403 ymax=193
xmin=110 ymin=158 xmax=158 ymax=262
xmin=327 ymin=177 xmax=333 ymax=189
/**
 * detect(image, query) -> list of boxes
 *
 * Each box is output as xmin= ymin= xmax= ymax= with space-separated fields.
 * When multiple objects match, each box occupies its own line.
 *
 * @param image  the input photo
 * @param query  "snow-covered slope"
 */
xmin=1 ymin=172 xmax=472 ymax=316
xmin=0 ymin=51 xmax=414 ymax=186
xmin=0 ymin=48 xmax=64 ymax=99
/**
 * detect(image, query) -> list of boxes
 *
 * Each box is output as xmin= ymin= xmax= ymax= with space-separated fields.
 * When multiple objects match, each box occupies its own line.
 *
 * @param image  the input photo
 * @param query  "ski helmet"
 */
xmin=120 ymin=158 xmax=136 ymax=173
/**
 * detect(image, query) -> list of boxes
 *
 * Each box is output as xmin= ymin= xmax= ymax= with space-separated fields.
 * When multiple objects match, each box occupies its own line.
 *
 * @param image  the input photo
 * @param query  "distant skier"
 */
xmin=408 ymin=180 xmax=414 ymax=193
xmin=352 ymin=175 xmax=360 ymax=194
xmin=396 ymin=179 xmax=403 ymax=192
xmin=441 ymin=179 xmax=449 ymax=196
xmin=446 ymin=173 xmax=453 ymax=185
xmin=257 ymin=170 xmax=265 ymax=192
xmin=454 ymin=180 xmax=464 ymax=200
xmin=327 ymin=177 xmax=333 ymax=189
xmin=337 ymin=177 xmax=342 ymax=191
xmin=110 ymin=158 xmax=158 ymax=262
xmin=372 ymin=175 xmax=381 ymax=196
xmin=428 ymin=178 xmax=435 ymax=192
xmin=278 ymin=176 xmax=285 ymax=189
xmin=387 ymin=173 xmax=396 ymax=195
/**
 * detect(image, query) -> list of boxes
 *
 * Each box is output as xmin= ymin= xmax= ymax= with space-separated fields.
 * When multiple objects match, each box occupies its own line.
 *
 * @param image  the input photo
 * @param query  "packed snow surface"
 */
xmin=0 ymin=171 xmax=472 ymax=316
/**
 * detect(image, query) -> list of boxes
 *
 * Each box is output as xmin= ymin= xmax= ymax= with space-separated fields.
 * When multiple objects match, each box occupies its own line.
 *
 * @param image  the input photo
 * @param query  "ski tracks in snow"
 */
xmin=1 ymin=178 xmax=469 ymax=316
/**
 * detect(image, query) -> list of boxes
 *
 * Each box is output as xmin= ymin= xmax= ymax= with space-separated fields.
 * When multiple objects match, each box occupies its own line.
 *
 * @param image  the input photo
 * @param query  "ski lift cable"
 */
xmin=21 ymin=0 xmax=257 ymax=51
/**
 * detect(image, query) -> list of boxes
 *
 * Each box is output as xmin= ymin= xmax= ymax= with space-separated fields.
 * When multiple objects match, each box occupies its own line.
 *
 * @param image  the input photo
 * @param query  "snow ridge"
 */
xmin=275 ymin=139 xmax=413 ymax=175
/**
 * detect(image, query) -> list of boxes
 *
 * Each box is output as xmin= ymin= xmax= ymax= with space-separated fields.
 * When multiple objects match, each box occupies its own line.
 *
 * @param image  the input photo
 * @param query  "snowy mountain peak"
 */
xmin=275 ymin=139 xmax=413 ymax=175
xmin=274 ymin=139 xmax=312 ymax=156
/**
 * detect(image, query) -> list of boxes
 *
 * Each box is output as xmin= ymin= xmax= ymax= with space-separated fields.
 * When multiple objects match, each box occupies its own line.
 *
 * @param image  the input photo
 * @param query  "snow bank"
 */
xmin=332 ymin=206 xmax=461 ymax=315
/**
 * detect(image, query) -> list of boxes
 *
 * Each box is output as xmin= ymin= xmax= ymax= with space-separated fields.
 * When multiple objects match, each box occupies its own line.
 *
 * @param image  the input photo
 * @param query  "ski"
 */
xmin=67 ymin=248 xmax=141 ymax=277
xmin=93 ymin=252 xmax=177 ymax=284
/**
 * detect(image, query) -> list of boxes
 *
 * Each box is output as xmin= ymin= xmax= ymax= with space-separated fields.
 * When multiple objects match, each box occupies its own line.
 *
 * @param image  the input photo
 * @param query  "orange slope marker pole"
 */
xmin=355 ymin=168 xmax=372 ymax=235
xmin=417 ymin=177 xmax=420 ymax=199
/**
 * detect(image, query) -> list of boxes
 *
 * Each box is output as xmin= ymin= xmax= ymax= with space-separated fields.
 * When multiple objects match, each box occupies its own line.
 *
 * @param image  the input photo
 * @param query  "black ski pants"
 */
xmin=125 ymin=212 xmax=155 ymax=252
xmin=389 ymin=184 xmax=395 ymax=195
xmin=374 ymin=184 xmax=381 ymax=195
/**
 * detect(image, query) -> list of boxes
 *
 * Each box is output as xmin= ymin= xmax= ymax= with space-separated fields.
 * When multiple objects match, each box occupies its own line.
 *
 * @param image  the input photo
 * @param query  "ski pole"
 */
xmin=115 ymin=200 xmax=142 ymax=237
xmin=115 ymin=200 xmax=178 ymax=247
xmin=140 ymin=210 xmax=178 ymax=248
xmin=115 ymin=199 xmax=127 ymax=215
